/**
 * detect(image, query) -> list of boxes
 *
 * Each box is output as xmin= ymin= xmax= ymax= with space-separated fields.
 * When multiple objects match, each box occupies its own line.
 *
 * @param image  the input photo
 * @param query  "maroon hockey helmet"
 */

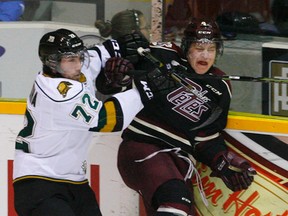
xmin=181 ymin=18 xmax=223 ymax=56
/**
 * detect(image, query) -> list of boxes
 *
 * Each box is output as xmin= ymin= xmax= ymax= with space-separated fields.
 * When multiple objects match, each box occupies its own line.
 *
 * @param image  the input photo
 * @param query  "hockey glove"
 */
xmin=210 ymin=151 xmax=257 ymax=191
xmin=133 ymin=64 xmax=179 ymax=104
xmin=116 ymin=33 xmax=150 ymax=64
xmin=104 ymin=57 xmax=134 ymax=88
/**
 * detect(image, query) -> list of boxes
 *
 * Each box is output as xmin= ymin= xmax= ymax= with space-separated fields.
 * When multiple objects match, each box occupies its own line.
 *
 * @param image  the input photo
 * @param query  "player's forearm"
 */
xmin=112 ymin=88 xmax=143 ymax=129
xmin=89 ymin=88 xmax=143 ymax=132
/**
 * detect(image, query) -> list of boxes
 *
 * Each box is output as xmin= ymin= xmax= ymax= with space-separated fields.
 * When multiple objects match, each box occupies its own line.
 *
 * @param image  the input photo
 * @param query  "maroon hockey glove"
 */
xmin=210 ymin=151 xmax=257 ymax=191
xmin=104 ymin=57 xmax=134 ymax=88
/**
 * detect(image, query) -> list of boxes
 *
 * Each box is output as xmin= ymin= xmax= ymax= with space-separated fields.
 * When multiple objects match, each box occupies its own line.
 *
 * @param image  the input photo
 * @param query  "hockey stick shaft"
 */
xmin=170 ymin=60 xmax=288 ymax=84
xmin=192 ymin=74 xmax=288 ymax=83
xmin=221 ymin=76 xmax=288 ymax=83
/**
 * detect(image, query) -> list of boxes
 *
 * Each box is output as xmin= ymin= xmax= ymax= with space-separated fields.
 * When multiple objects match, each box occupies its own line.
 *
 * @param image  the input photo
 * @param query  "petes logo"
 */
xmin=167 ymin=79 xmax=210 ymax=122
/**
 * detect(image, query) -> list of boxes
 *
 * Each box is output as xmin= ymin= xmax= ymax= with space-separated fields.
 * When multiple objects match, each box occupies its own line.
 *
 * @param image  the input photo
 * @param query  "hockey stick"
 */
xmin=221 ymin=76 xmax=288 ymax=83
xmin=170 ymin=60 xmax=288 ymax=84
xmin=136 ymin=47 xmax=223 ymax=130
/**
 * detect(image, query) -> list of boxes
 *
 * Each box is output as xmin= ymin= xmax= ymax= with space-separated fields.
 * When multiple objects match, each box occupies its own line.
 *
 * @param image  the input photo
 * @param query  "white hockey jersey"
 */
xmin=13 ymin=48 xmax=143 ymax=183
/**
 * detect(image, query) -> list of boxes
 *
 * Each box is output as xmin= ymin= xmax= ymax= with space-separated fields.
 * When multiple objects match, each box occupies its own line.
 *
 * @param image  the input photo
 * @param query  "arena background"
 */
xmin=1 ymin=0 xmax=288 ymax=214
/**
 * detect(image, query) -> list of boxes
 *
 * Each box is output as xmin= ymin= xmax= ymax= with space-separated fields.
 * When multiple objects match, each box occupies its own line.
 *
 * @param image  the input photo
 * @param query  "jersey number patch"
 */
xmin=15 ymin=109 xmax=35 ymax=153
xmin=70 ymin=93 xmax=100 ymax=124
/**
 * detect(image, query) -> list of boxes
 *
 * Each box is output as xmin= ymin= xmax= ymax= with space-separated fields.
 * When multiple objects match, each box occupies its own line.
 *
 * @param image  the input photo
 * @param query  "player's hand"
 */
xmin=117 ymin=33 xmax=149 ymax=64
xmin=104 ymin=57 xmax=134 ymax=88
xmin=210 ymin=151 xmax=257 ymax=191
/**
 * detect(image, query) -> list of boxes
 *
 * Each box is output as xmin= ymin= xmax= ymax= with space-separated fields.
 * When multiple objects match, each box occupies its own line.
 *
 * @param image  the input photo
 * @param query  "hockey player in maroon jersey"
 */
xmin=101 ymin=18 xmax=256 ymax=216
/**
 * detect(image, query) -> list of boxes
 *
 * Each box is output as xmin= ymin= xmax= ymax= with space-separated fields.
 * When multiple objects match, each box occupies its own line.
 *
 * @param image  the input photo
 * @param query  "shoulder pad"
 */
xmin=36 ymin=74 xmax=84 ymax=102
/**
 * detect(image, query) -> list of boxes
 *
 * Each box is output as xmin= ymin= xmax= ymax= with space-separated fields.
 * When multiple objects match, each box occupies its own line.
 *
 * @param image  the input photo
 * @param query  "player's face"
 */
xmin=59 ymin=55 xmax=82 ymax=80
xmin=187 ymin=42 xmax=216 ymax=74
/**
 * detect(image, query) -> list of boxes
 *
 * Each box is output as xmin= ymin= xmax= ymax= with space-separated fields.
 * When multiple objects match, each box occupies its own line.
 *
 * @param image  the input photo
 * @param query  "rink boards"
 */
xmin=193 ymin=113 xmax=288 ymax=216
xmin=0 ymin=101 xmax=287 ymax=216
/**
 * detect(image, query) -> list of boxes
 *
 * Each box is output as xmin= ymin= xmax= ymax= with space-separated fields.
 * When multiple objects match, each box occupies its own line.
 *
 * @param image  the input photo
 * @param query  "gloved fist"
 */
xmin=117 ymin=33 xmax=150 ymax=64
xmin=210 ymin=151 xmax=257 ymax=192
xmin=104 ymin=57 xmax=134 ymax=88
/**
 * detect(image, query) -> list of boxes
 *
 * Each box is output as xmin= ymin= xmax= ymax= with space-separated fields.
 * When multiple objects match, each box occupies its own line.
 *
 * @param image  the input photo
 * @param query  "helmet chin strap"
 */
xmin=45 ymin=58 xmax=64 ymax=75
xmin=42 ymin=65 xmax=63 ymax=78
xmin=55 ymin=64 xmax=65 ymax=74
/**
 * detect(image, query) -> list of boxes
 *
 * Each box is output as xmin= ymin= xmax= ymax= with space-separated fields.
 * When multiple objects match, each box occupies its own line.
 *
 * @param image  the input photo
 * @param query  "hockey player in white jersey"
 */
xmin=13 ymin=28 xmax=143 ymax=216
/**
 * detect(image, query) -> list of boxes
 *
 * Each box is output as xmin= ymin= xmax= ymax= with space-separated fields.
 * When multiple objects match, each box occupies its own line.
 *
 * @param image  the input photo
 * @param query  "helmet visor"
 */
xmin=48 ymin=48 xmax=90 ymax=73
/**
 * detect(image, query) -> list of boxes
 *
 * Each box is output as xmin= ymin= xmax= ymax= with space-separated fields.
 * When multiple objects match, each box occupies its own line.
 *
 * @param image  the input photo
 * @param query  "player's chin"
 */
xmin=195 ymin=64 xmax=211 ymax=74
xmin=195 ymin=68 xmax=209 ymax=74
xmin=66 ymin=75 xmax=78 ymax=81
xmin=72 ymin=73 xmax=82 ymax=80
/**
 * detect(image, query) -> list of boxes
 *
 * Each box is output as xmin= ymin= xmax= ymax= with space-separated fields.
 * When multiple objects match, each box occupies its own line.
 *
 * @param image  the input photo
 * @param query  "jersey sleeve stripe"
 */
xmin=99 ymin=101 xmax=117 ymax=132
xmin=89 ymin=99 xmax=124 ymax=132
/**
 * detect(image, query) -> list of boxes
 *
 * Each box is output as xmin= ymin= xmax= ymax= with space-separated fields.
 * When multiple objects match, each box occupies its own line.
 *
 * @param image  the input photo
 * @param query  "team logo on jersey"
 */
xmin=57 ymin=81 xmax=72 ymax=98
xmin=167 ymin=79 xmax=210 ymax=122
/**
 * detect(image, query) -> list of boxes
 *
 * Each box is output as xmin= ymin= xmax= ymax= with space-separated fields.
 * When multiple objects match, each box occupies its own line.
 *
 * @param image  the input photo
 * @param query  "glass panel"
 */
xmin=1 ymin=0 xmax=288 ymax=117
xmin=163 ymin=0 xmax=288 ymax=116
xmin=164 ymin=0 xmax=288 ymax=39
